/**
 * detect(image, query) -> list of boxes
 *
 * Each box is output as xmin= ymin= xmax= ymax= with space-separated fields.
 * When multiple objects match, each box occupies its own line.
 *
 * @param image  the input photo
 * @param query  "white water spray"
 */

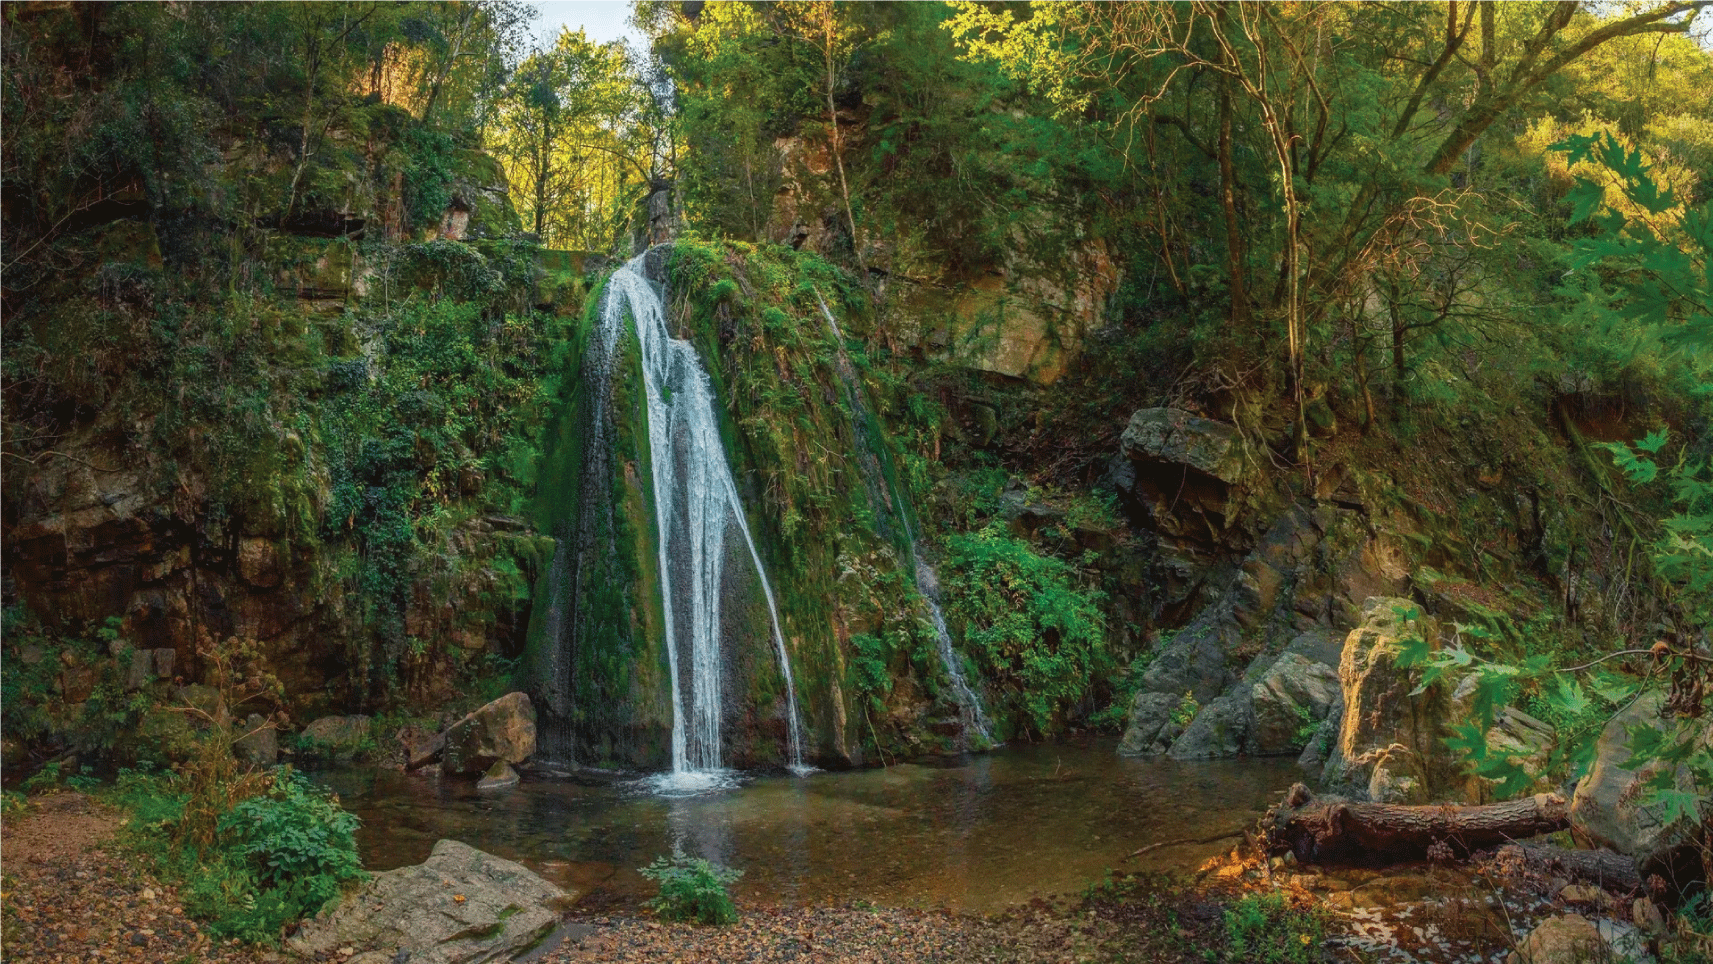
xmin=602 ymin=255 xmax=807 ymax=786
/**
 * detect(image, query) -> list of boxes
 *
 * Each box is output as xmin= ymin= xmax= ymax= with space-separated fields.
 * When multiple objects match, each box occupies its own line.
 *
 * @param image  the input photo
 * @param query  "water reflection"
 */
xmin=322 ymin=739 xmax=1299 ymax=913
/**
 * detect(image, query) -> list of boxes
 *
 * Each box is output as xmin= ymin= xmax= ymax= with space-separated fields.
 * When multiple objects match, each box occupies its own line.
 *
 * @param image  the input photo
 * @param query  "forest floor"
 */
xmin=0 ymin=793 xmax=1650 ymax=964
xmin=0 ymin=792 xmax=274 ymax=964
xmin=536 ymin=884 xmax=1240 ymax=964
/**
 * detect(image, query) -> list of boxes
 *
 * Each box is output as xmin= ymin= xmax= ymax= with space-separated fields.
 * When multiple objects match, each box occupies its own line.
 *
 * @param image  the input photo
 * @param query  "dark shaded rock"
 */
xmin=235 ymin=713 xmax=277 ymax=766
xmin=1117 ymin=691 xmax=1186 ymax=757
xmin=1168 ymin=694 xmax=1251 ymax=760
xmin=1248 ymin=652 xmax=1341 ymax=756
xmin=476 ymin=760 xmax=520 ymax=791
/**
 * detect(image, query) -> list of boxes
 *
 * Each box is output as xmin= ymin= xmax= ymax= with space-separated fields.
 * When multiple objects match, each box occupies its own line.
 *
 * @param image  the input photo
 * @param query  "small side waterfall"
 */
xmin=602 ymin=254 xmax=807 ymax=783
xmin=814 ymin=294 xmax=994 ymax=747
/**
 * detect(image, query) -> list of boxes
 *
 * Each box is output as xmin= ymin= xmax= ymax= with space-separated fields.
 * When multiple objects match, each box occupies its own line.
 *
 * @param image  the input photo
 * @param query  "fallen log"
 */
xmin=1262 ymin=783 xmax=1570 ymax=865
xmin=1495 ymin=843 xmax=1643 ymax=894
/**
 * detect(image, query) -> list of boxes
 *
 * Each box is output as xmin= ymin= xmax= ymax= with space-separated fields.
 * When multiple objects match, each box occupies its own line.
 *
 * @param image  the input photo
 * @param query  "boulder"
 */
xmin=1117 ymin=691 xmax=1186 ymax=757
xmin=1249 ymin=652 xmax=1342 ymax=756
xmin=1506 ymin=915 xmax=1603 ymax=964
xmin=1120 ymin=408 xmax=1249 ymax=484
xmin=1168 ymin=695 xmax=1250 ymax=760
xmin=442 ymin=692 xmax=537 ymax=777
xmin=288 ymin=839 xmax=569 ymax=964
xmin=1570 ymin=691 xmax=1710 ymax=874
xmin=1321 ymin=598 xmax=1457 ymax=803
xmin=1138 ymin=612 xmax=1239 ymax=704
xmin=234 ymin=713 xmax=278 ymax=767
xmin=299 ymin=715 xmax=373 ymax=761
xmin=1296 ymin=709 xmax=1342 ymax=778
xmin=477 ymin=761 xmax=520 ymax=792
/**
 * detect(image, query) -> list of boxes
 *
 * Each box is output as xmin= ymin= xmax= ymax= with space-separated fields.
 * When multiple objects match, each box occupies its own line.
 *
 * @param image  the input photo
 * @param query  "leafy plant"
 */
xmin=1221 ymin=893 xmax=1326 ymax=964
xmin=219 ymin=769 xmax=364 ymax=916
xmin=639 ymin=854 xmax=743 ymax=925
xmin=1170 ymin=691 xmax=1200 ymax=730
xmin=945 ymin=523 xmax=1109 ymax=737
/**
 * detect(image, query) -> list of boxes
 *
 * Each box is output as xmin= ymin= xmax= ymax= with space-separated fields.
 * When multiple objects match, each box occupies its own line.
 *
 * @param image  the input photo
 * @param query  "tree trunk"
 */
xmin=1262 ymin=784 xmax=1570 ymax=865
xmin=1496 ymin=843 xmax=1643 ymax=894
xmin=1218 ymin=74 xmax=1246 ymax=328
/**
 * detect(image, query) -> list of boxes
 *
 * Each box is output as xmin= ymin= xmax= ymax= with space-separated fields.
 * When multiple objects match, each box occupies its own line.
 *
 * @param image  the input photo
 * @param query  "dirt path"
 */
xmin=1 ymin=793 xmax=271 ymax=964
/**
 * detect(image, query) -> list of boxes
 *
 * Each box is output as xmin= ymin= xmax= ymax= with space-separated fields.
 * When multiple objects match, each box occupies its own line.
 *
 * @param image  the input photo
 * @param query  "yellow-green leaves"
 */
xmin=942 ymin=1 xmax=1091 ymax=116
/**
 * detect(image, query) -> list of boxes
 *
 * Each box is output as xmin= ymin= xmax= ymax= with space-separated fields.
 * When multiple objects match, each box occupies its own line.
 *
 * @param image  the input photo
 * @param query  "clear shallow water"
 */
xmin=322 ymin=740 xmax=1300 ymax=913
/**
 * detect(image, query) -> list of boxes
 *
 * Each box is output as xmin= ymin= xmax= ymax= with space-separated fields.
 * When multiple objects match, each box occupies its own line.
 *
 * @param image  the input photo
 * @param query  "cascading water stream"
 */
xmin=814 ymin=294 xmax=994 ymax=748
xmin=602 ymin=254 xmax=807 ymax=787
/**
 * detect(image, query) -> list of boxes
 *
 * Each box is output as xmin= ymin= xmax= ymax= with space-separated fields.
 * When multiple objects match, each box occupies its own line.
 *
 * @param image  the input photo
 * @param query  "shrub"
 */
xmin=945 ymin=523 xmax=1109 ymax=737
xmin=1222 ymin=893 xmax=1326 ymax=964
xmin=106 ymin=642 xmax=364 ymax=945
xmin=219 ymin=770 xmax=364 ymax=915
xmin=639 ymin=854 xmax=743 ymax=925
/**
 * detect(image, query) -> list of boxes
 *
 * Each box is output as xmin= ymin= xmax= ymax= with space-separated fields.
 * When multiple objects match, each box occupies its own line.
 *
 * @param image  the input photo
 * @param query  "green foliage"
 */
xmin=945 ymin=523 xmax=1109 ymax=737
xmin=1556 ymin=132 xmax=1713 ymax=355
xmin=112 ymin=764 xmax=362 ymax=945
xmin=1170 ymin=692 xmax=1200 ymax=730
xmin=219 ymin=770 xmax=364 ymax=916
xmin=639 ymin=854 xmax=743 ymax=926
xmin=848 ymin=633 xmax=895 ymax=715
xmin=1219 ymin=893 xmax=1326 ymax=964
xmin=401 ymin=127 xmax=457 ymax=231
xmin=1605 ymin=430 xmax=1713 ymax=629
xmin=0 ymin=608 xmax=152 ymax=756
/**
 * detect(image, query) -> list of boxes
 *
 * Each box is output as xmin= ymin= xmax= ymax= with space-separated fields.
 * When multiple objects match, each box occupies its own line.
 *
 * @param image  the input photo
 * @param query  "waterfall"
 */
xmin=601 ymin=254 xmax=807 ymax=783
xmin=813 ymin=294 xmax=994 ymax=748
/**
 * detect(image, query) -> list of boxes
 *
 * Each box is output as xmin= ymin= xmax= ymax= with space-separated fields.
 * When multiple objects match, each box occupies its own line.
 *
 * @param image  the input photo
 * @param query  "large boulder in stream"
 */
xmin=443 ymin=692 xmax=537 ymax=777
xmin=1320 ymin=598 xmax=1458 ymax=804
xmin=1571 ymin=690 xmax=1711 ymax=876
xmin=288 ymin=839 xmax=570 ymax=964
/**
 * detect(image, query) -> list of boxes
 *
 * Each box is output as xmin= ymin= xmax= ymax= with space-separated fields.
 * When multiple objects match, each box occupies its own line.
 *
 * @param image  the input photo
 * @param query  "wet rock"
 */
xmin=1506 ymin=915 xmax=1603 ymax=964
xmin=1321 ymin=597 xmax=1457 ymax=803
xmin=1116 ymin=691 xmax=1185 ymax=757
xmin=288 ymin=839 xmax=569 ymax=964
xmin=442 ymin=692 xmax=537 ymax=777
xmin=476 ymin=761 xmax=520 ymax=791
xmin=1248 ymin=652 xmax=1342 ymax=756
xmin=1570 ymin=691 xmax=1711 ymax=874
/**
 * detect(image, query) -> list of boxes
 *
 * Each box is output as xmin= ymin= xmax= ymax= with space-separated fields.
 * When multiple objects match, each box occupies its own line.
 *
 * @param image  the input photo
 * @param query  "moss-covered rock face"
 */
xmin=525 ymin=242 xmax=988 ymax=768
xmin=0 ymin=57 xmax=559 ymax=748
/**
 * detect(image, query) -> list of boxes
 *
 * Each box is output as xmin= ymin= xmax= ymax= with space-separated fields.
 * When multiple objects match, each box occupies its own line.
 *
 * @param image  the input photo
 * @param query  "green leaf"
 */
xmin=1636 ymin=428 xmax=1670 ymax=454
